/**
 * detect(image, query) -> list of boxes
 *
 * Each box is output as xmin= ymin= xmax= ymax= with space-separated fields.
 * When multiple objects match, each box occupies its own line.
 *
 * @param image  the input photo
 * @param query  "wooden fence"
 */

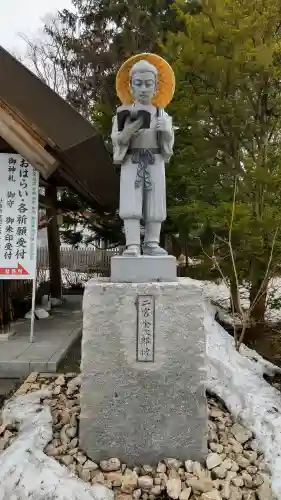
xmin=0 ymin=248 xmax=126 ymax=324
xmin=0 ymin=248 xmax=122 ymax=303
xmin=37 ymin=247 xmax=122 ymax=273
xmin=9 ymin=280 xmax=32 ymax=296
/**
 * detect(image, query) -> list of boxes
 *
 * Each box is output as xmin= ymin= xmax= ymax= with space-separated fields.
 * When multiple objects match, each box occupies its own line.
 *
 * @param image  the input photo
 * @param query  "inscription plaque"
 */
xmin=136 ymin=295 xmax=155 ymax=362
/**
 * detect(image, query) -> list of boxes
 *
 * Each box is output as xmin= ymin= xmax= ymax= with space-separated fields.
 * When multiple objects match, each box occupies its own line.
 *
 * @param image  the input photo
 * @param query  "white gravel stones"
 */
xmin=137 ymin=476 xmax=153 ymax=490
xmin=186 ymin=476 xmax=214 ymax=494
xmin=257 ymin=481 xmax=273 ymax=500
xmin=179 ymin=487 xmax=192 ymax=500
xmin=166 ymin=478 xmax=182 ymax=499
xmin=212 ymin=466 xmax=227 ymax=479
xmin=156 ymin=462 xmax=166 ymax=473
xmin=100 ymin=458 xmax=121 ymax=472
xmin=121 ymin=471 xmax=138 ymax=493
xmin=0 ymin=372 xmax=276 ymax=500
xmin=0 ymin=388 xmax=113 ymax=500
xmin=107 ymin=471 xmax=123 ymax=486
xmin=206 ymin=453 xmax=222 ymax=470
xmin=236 ymin=455 xmax=251 ymax=469
xmin=205 ymin=306 xmax=281 ymax=498
xmin=165 ymin=458 xmax=182 ymax=470
xmin=55 ymin=375 xmax=66 ymax=386
xmin=184 ymin=460 xmax=194 ymax=474
xmin=202 ymin=491 xmax=222 ymax=500
xmin=230 ymin=424 xmax=253 ymax=445
xmin=84 ymin=460 xmax=99 ymax=472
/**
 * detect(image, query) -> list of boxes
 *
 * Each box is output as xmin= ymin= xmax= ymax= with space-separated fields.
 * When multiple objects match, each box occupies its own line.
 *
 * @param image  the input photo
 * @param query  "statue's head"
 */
xmin=129 ymin=60 xmax=157 ymax=105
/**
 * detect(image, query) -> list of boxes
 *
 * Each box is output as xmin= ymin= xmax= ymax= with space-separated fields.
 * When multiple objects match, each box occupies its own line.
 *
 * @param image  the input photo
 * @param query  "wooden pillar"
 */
xmin=46 ymin=185 xmax=62 ymax=299
xmin=0 ymin=281 xmax=12 ymax=330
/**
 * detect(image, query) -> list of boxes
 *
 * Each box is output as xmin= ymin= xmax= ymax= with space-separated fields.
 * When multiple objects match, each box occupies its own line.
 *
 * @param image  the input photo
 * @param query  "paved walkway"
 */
xmin=0 ymin=295 xmax=82 ymax=378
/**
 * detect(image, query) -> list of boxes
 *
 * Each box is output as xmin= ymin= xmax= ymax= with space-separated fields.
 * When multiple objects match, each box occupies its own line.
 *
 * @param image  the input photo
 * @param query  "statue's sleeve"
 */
xmin=111 ymin=115 xmax=130 ymax=165
xmin=160 ymin=112 xmax=174 ymax=163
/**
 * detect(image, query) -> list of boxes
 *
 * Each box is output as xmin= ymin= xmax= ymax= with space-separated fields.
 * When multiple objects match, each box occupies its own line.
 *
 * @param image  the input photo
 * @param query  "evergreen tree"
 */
xmin=45 ymin=0 xmax=196 ymax=245
xmin=164 ymin=0 xmax=281 ymax=321
xmin=47 ymin=0 xmax=184 ymax=133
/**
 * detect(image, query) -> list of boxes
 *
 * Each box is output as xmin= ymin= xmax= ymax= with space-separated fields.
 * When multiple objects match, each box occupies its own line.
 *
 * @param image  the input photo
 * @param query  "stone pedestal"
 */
xmin=80 ymin=278 xmax=207 ymax=466
xmin=111 ymin=255 xmax=177 ymax=283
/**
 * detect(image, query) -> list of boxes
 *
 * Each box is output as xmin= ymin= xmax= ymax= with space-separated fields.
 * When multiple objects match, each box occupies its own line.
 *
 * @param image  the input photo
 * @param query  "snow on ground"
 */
xmin=37 ymin=268 xmax=91 ymax=288
xmin=0 ymin=391 xmax=113 ymax=500
xmin=40 ymin=268 xmax=281 ymax=324
xmin=37 ymin=268 xmax=281 ymax=321
xmin=37 ymin=258 xmax=281 ymax=324
xmin=206 ymin=303 xmax=281 ymax=498
xmin=1 ymin=294 xmax=281 ymax=498
xmin=203 ymin=277 xmax=281 ymax=323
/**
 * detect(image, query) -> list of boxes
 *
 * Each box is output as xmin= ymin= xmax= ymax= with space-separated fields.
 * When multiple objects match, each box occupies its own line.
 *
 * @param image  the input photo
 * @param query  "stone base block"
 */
xmin=111 ymin=255 xmax=177 ymax=283
xmin=80 ymin=278 xmax=207 ymax=466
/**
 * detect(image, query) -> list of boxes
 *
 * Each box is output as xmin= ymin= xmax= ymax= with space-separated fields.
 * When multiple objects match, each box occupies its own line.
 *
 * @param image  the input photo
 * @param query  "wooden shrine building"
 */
xmin=0 ymin=45 xmax=118 ymax=323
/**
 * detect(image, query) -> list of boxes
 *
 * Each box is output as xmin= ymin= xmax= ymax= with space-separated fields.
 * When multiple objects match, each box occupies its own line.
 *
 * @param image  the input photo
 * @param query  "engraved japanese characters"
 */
xmin=137 ymin=295 xmax=155 ymax=362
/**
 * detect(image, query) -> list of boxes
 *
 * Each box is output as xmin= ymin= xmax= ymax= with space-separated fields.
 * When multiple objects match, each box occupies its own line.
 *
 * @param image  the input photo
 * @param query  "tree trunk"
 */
xmin=171 ymin=235 xmax=182 ymax=259
xmin=249 ymin=277 xmax=268 ymax=322
xmin=230 ymin=277 xmax=240 ymax=313
xmin=46 ymin=185 xmax=62 ymax=299
xmin=184 ymin=243 xmax=189 ymax=268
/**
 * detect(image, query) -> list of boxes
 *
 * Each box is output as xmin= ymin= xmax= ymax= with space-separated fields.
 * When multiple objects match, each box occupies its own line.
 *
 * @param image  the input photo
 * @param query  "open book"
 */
xmin=117 ymin=109 xmax=151 ymax=132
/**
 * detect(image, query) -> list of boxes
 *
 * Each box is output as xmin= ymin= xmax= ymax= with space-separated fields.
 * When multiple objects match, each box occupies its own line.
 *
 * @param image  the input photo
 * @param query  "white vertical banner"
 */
xmin=0 ymin=154 xmax=39 ymax=342
xmin=0 ymin=154 xmax=39 ymax=279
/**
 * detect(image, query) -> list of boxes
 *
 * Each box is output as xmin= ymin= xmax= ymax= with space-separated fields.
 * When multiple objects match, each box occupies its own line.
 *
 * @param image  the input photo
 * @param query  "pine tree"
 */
xmin=47 ymin=0 xmax=183 ymax=132
xmin=164 ymin=0 xmax=281 ymax=321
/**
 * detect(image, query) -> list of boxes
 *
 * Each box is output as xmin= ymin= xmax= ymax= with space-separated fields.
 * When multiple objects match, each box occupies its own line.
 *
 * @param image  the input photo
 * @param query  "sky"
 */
xmin=0 ymin=0 xmax=73 ymax=54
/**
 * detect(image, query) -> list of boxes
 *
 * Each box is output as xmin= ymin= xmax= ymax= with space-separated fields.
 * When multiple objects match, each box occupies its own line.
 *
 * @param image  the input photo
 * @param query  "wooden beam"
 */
xmin=0 ymin=281 xmax=13 ymax=329
xmin=39 ymin=177 xmax=51 ymax=188
xmin=0 ymin=99 xmax=45 ymax=144
xmin=0 ymin=104 xmax=59 ymax=179
xmin=46 ymin=185 xmax=62 ymax=299
xmin=39 ymin=194 xmax=55 ymax=209
xmin=39 ymin=194 xmax=80 ymax=212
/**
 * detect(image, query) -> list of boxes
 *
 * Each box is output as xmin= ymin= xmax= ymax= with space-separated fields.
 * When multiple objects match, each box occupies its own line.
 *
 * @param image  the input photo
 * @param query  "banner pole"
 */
xmin=29 ymin=277 xmax=36 ymax=343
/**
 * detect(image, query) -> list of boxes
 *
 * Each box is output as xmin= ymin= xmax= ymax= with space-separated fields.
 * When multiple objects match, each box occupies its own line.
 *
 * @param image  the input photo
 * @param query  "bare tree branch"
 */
xmin=197 ymin=178 xmax=279 ymax=351
xmin=17 ymin=14 xmax=89 ymax=110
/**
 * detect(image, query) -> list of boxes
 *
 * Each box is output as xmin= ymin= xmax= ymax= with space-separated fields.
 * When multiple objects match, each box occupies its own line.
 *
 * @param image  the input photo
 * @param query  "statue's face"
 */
xmin=130 ymin=71 xmax=157 ymax=105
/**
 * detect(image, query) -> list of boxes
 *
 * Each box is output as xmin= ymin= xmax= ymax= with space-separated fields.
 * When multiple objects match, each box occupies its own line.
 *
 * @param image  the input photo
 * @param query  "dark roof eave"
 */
xmin=54 ymin=135 xmax=119 ymax=211
xmin=0 ymin=45 xmax=119 ymax=209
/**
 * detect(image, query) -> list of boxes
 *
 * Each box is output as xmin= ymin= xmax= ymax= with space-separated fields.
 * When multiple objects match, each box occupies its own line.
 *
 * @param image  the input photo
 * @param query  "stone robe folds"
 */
xmin=111 ymin=106 xmax=174 ymax=223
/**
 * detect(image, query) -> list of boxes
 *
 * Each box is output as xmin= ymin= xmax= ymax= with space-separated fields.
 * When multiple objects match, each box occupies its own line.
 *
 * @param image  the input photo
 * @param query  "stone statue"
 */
xmin=111 ymin=54 xmax=175 ymax=257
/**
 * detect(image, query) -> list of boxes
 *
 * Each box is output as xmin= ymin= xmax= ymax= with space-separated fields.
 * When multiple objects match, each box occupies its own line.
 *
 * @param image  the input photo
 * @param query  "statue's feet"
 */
xmin=123 ymin=244 xmax=141 ymax=257
xmin=142 ymin=244 xmax=167 ymax=256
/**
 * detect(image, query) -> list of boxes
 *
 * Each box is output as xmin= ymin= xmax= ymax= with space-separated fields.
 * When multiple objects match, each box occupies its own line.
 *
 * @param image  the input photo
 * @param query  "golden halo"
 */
xmin=116 ymin=53 xmax=175 ymax=108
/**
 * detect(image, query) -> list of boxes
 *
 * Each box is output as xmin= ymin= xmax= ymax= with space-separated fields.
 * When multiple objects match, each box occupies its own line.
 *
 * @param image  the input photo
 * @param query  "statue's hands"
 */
xmin=119 ymin=116 xmax=143 ymax=144
xmin=156 ymin=116 xmax=172 ymax=134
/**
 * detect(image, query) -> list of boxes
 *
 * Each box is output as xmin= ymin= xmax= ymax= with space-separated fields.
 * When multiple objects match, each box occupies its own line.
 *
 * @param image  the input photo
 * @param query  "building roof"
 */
xmin=0 ymin=46 xmax=119 ymax=211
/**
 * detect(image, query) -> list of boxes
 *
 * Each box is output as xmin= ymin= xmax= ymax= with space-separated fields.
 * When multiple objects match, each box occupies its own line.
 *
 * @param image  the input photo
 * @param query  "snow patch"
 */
xmin=0 ymin=391 xmax=114 ymax=500
xmin=38 ymin=268 xmax=91 ymax=288
xmin=1 ymin=291 xmax=281 ymax=498
xmin=206 ymin=304 xmax=281 ymax=498
xmin=203 ymin=277 xmax=281 ymax=323
xmin=24 ymin=308 xmax=50 ymax=319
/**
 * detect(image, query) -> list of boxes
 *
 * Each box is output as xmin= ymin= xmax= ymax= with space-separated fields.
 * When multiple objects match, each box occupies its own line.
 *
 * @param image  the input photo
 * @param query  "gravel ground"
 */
xmin=8 ymin=373 xmax=275 ymax=500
